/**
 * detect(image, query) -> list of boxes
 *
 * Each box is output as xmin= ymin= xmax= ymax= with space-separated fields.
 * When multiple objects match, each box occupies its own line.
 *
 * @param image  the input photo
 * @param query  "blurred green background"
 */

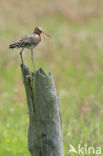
xmin=0 ymin=0 xmax=103 ymax=155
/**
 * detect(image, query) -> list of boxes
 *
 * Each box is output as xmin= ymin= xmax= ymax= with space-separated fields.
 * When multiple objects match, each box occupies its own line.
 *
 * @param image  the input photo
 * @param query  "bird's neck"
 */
xmin=33 ymin=32 xmax=42 ymax=41
xmin=39 ymin=34 xmax=42 ymax=41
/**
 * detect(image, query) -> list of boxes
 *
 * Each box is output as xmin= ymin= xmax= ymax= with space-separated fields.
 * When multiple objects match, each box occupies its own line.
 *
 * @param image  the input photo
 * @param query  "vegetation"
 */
xmin=0 ymin=0 xmax=103 ymax=155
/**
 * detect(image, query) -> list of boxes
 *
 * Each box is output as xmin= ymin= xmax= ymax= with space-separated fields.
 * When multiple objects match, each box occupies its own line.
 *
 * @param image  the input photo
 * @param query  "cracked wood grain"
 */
xmin=21 ymin=64 xmax=64 ymax=156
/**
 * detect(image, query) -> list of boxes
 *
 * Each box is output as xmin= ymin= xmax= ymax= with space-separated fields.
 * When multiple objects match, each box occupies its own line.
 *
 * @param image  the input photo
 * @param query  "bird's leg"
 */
xmin=20 ymin=48 xmax=24 ymax=65
xmin=31 ymin=49 xmax=35 ymax=68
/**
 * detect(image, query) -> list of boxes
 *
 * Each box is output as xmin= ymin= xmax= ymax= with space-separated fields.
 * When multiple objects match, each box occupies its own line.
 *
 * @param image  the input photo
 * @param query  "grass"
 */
xmin=0 ymin=0 xmax=103 ymax=155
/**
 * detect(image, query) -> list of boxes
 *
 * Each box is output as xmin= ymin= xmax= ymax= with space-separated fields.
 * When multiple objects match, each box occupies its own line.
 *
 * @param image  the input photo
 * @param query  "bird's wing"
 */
xmin=9 ymin=34 xmax=40 ymax=49
xmin=18 ymin=34 xmax=40 ymax=47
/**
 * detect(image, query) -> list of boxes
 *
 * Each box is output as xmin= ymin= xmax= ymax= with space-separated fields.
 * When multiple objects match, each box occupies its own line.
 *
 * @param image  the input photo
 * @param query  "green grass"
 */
xmin=0 ymin=1 xmax=103 ymax=155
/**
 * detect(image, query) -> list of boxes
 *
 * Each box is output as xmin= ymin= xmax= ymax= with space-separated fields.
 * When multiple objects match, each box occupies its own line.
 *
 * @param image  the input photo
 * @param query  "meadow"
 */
xmin=0 ymin=0 xmax=103 ymax=155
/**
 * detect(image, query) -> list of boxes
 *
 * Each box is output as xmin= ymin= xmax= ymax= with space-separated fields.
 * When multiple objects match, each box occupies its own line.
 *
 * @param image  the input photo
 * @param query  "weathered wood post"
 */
xmin=21 ymin=64 xmax=64 ymax=156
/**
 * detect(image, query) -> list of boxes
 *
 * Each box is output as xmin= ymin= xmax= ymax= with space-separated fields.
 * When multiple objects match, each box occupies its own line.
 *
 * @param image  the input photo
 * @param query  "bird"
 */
xmin=9 ymin=27 xmax=49 ymax=67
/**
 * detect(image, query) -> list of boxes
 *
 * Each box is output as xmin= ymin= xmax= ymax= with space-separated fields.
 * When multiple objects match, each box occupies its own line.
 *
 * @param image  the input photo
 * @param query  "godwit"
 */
xmin=9 ymin=27 xmax=49 ymax=67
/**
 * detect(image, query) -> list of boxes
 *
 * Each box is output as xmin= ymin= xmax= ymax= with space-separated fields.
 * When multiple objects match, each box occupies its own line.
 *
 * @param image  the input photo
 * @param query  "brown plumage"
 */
xmin=9 ymin=27 xmax=48 ymax=67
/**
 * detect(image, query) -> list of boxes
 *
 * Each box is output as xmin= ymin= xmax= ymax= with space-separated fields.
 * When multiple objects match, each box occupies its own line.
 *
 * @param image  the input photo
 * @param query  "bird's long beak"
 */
xmin=42 ymin=32 xmax=50 ymax=39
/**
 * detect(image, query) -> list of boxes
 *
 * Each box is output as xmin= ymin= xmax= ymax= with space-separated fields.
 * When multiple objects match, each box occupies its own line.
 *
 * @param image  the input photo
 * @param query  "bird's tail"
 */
xmin=9 ymin=42 xmax=19 ymax=49
xmin=9 ymin=43 xmax=16 ymax=49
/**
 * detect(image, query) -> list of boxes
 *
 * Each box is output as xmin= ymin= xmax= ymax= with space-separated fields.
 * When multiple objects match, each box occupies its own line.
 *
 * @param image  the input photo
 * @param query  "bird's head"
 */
xmin=34 ymin=27 xmax=49 ymax=39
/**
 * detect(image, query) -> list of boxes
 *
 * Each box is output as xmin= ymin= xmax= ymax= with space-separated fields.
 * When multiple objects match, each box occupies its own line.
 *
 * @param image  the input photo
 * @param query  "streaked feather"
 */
xmin=9 ymin=34 xmax=41 ymax=49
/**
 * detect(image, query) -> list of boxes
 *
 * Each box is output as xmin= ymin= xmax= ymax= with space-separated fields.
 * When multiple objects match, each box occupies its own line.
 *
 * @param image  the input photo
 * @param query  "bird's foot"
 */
xmin=20 ymin=63 xmax=22 ymax=66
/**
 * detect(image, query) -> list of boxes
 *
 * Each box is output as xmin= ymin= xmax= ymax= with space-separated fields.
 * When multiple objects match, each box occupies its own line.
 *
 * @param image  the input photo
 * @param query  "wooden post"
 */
xmin=21 ymin=64 xmax=64 ymax=156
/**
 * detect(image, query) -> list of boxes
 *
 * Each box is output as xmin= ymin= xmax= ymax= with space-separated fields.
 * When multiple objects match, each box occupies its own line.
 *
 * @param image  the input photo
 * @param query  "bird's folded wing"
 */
xmin=19 ymin=34 xmax=40 ymax=47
